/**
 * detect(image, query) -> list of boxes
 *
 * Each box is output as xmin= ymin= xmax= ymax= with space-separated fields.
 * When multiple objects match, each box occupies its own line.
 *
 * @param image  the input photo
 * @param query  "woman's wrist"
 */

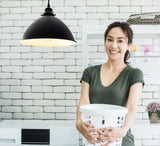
xmin=76 ymin=120 xmax=81 ymax=131
xmin=121 ymin=127 xmax=128 ymax=137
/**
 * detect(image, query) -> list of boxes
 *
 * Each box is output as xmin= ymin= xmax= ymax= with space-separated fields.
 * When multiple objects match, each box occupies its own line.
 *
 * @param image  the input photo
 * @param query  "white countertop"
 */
xmin=0 ymin=120 xmax=160 ymax=135
xmin=132 ymin=120 xmax=160 ymax=135
xmin=0 ymin=120 xmax=76 ymax=129
xmin=0 ymin=120 xmax=159 ymax=133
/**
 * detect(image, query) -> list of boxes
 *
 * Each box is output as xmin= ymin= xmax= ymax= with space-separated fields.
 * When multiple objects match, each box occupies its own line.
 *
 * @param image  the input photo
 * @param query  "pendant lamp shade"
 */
xmin=20 ymin=1 xmax=76 ymax=47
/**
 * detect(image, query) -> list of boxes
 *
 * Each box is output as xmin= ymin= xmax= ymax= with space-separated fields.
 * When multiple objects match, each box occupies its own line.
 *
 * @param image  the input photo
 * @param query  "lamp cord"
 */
xmin=42 ymin=0 xmax=55 ymax=16
xmin=48 ymin=0 xmax=50 ymax=8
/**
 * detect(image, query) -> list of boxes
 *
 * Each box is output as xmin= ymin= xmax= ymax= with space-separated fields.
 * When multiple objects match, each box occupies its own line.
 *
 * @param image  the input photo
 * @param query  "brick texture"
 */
xmin=0 ymin=1 xmax=160 ymax=145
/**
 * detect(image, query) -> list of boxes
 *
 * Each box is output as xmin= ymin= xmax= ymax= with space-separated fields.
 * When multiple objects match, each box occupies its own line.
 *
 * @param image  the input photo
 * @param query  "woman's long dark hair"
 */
xmin=104 ymin=22 xmax=133 ymax=65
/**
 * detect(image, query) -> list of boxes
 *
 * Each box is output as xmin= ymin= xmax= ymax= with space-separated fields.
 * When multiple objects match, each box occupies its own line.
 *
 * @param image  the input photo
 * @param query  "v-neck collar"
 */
xmin=99 ymin=64 xmax=129 ymax=88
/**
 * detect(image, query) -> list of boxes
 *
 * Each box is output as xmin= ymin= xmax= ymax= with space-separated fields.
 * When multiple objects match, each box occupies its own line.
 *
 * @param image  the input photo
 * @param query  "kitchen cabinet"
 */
xmin=0 ymin=120 xmax=78 ymax=146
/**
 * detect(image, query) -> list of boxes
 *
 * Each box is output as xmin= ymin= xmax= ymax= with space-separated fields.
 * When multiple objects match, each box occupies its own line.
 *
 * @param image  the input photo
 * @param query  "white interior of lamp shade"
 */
xmin=20 ymin=38 xmax=76 ymax=47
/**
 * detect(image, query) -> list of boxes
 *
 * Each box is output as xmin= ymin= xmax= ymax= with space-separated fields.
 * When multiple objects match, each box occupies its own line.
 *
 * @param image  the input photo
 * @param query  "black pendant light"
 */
xmin=20 ymin=0 xmax=76 ymax=47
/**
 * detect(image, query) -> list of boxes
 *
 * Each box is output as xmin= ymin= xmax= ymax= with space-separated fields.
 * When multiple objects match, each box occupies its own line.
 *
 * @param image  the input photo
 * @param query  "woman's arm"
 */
xmin=122 ymin=82 xmax=143 ymax=133
xmin=76 ymin=81 xmax=90 ymax=126
xmin=76 ymin=81 xmax=99 ymax=144
xmin=99 ymin=82 xmax=143 ymax=145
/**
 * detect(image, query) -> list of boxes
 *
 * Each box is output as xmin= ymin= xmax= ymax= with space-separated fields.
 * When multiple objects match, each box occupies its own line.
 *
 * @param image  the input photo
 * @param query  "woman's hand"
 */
xmin=97 ymin=127 xmax=127 ymax=146
xmin=76 ymin=121 xmax=100 ymax=145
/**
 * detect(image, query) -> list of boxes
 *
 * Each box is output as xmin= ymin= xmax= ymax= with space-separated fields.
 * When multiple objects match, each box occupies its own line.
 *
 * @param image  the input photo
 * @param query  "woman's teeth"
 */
xmin=109 ymin=50 xmax=119 ymax=54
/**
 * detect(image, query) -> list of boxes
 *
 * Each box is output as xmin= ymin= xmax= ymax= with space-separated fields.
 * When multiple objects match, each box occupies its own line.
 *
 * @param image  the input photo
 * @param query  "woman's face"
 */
xmin=105 ymin=27 xmax=131 ymax=62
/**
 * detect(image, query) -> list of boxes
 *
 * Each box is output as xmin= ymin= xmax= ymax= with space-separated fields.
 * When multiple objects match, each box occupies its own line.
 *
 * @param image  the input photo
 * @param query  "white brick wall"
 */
xmin=131 ymin=0 xmax=152 ymax=6
xmin=109 ymin=0 xmax=130 ymax=6
xmin=1 ymin=0 xmax=160 ymax=145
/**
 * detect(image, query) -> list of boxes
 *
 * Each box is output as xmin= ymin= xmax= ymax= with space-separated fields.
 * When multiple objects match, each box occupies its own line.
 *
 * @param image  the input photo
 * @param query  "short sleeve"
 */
xmin=80 ymin=67 xmax=91 ymax=84
xmin=129 ymin=68 xmax=145 ymax=87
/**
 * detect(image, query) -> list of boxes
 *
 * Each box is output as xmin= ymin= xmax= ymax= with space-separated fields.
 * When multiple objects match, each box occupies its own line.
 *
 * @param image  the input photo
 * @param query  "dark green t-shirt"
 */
xmin=80 ymin=64 xmax=144 ymax=146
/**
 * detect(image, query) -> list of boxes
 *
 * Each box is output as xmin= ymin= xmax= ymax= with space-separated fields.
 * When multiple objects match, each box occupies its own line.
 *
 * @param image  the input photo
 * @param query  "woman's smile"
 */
xmin=109 ymin=50 xmax=120 ymax=55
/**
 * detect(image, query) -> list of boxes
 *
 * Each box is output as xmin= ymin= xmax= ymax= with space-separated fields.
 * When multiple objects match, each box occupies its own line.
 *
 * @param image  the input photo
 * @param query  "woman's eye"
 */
xmin=107 ymin=38 xmax=112 ymax=41
xmin=118 ymin=40 xmax=123 ymax=43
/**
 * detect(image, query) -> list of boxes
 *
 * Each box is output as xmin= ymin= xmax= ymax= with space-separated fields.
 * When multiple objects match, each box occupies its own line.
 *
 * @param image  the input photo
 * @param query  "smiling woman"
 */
xmin=104 ymin=22 xmax=133 ymax=65
xmin=76 ymin=22 xmax=144 ymax=146
xmin=105 ymin=28 xmax=129 ymax=58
